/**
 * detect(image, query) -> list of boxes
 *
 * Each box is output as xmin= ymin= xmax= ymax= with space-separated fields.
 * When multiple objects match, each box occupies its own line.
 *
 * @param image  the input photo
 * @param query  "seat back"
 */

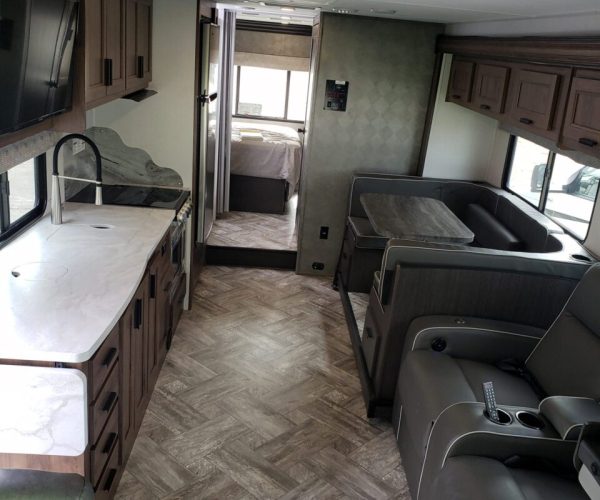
xmin=527 ymin=264 xmax=600 ymax=399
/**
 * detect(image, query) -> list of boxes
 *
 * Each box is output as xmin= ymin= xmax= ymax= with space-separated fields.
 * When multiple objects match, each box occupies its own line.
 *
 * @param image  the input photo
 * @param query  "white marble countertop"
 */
xmin=0 ymin=365 xmax=87 ymax=456
xmin=0 ymin=203 xmax=174 ymax=363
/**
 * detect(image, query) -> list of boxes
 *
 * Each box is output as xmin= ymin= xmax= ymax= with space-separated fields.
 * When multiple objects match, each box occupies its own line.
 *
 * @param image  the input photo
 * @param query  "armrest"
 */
xmin=403 ymin=315 xmax=545 ymax=364
xmin=540 ymin=397 xmax=600 ymax=440
xmin=575 ymin=423 xmax=600 ymax=500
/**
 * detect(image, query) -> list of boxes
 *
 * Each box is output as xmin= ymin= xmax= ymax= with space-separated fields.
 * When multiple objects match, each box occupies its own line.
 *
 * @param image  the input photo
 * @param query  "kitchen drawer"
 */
xmin=90 ymin=364 xmax=119 ymax=445
xmin=94 ymin=442 xmax=121 ymax=500
xmin=90 ymin=404 xmax=119 ymax=487
xmin=90 ymin=324 xmax=120 ymax=402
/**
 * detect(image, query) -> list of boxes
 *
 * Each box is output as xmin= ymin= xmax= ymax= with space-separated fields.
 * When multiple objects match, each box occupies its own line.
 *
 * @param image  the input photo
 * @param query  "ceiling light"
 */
xmin=281 ymin=7 xmax=295 ymax=12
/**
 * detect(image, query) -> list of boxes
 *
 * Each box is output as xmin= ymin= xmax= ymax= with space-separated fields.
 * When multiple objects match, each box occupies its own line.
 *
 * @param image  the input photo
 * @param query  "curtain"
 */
xmin=215 ymin=10 xmax=236 ymax=215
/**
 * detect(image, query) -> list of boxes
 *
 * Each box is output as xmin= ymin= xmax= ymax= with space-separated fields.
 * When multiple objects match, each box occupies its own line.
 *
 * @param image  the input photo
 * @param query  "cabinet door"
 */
xmin=446 ymin=59 xmax=475 ymax=105
xmin=506 ymin=65 xmax=571 ymax=139
xmin=147 ymin=259 xmax=160 ymax=391
xmin=131 ymin=277 xmax=148 ymax=430
xmin=85 ymin=0 xmax=107 ymax=102
xmin=472 ymin=64 xmax=510 ymax=116
xmin=125 ymin=0 xmax=152 ymax=91
xmin=119 ymin=304 xmax=135 ymax=461
xmin=562 ymin=74 xmax=600 ymax=155
xmin=104 ymin=0 xmax=126 ymax=96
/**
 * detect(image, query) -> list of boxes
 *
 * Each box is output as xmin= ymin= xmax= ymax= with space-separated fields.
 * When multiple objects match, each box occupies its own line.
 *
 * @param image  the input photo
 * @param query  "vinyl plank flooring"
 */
xmin=117 ymin=266 xmax=410 ymax=499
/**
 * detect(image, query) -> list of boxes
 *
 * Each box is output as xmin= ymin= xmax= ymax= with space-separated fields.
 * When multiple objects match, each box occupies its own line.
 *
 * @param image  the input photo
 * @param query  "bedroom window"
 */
xmin=505 ymin=136 xmax=600 ymax=241
xmin=0 ymin=155 xmax=47 ymax=245
xmin=234 ymin=65 xmax=309 ymax=122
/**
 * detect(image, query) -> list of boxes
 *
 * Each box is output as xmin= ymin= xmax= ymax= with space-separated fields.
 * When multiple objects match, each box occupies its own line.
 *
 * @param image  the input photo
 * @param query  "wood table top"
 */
xmin=360 ymin=193 xmax=475 ymax=244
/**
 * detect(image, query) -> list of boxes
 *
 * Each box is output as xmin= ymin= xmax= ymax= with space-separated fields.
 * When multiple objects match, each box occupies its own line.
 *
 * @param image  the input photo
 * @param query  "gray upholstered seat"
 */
xmin=426 ymin=456 xmax=587 ymax=500
xmin=0 ymin=469 xmax=93 ymax=499
xmin=397 ymin=264 xmax=600 ymax=496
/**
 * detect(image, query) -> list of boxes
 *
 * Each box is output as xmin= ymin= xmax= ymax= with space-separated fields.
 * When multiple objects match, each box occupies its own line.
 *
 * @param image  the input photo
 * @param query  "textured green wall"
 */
xmin=297 ymin=13 xmax=443 ymax=275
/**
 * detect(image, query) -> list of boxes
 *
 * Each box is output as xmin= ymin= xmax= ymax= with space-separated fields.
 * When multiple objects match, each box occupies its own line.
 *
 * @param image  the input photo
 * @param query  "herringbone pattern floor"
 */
xmin=116 ymin=266 xmax=410 ymax=499
xmin=206 ymin=197 xmax=298 ymax=251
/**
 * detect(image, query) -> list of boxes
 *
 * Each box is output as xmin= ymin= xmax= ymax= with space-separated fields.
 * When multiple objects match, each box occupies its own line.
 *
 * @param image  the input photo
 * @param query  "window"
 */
xmin=0 ymin=155 xmax=47 ymax=244
xmin=505 ymin=137 xmax=599 ymax=240
xmin=233 ymin=65 xmax=309 ymax=122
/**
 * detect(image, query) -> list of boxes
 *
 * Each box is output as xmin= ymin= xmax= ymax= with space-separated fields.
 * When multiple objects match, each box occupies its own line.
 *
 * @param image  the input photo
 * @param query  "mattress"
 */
xmin=230 ymin=121 xmax=302 ymax=190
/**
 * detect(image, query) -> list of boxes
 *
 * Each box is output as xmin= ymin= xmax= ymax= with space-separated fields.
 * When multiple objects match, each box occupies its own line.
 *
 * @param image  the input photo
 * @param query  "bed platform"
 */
xmin=229 ymin=175 xmax=289 ymax=214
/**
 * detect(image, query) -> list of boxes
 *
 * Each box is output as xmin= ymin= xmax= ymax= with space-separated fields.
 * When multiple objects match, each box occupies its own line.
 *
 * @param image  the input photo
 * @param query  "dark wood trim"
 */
xmin=416 ymin=52 xmax=444 ymax=177
xmin=337 ymin=273 xmax=392 ymax=419
xmin=437 ymin=35 xmax=600 ymax=68
xmin=236 ymin=20 xmax=312 ymax=37
xmin=206 ymin=246 xmax=297 ymax=270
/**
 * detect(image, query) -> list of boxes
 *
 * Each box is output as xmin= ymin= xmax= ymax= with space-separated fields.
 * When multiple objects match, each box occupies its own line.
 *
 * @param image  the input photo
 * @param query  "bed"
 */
xmin=229 ymin=121 xmax=302 ymax=214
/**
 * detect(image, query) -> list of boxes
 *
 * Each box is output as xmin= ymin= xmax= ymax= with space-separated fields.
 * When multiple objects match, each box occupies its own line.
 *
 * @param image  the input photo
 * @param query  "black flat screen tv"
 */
xmin=0 ymin=0 xmax=80 ymax=136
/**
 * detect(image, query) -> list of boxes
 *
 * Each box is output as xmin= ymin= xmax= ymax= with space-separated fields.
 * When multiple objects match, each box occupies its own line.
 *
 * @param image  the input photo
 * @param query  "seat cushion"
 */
xmin=398 ymin=350 xmax=540 ymax=463
xmin=0 ymin=469 xmax=94 ymax=499
xmin=427 ymin=456 xmax=587 ymax=500
xmin=348 ymin=216 xmax=388 ymax=249
xmin=464 ymin=203 xmax=523 ymax=251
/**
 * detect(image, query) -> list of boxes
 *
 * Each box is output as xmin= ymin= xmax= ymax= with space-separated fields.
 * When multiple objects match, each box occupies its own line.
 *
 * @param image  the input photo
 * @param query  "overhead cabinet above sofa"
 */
xmin=440 ymin=36 xmax=600 ymax=158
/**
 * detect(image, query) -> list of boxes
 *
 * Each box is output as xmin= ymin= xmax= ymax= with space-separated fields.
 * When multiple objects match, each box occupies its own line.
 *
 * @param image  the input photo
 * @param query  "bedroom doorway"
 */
xmin=206 ymin=16 xmax=314 ymax=258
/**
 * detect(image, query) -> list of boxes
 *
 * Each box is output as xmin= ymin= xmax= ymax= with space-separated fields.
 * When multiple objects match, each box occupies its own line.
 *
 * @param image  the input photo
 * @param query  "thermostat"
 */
xmin=324 ymin=80 xmax=349 ymax=112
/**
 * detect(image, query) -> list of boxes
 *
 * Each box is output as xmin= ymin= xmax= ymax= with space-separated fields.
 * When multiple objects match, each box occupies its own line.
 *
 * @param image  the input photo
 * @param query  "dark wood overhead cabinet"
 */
xmin=85 ymin=0 xmax=153 ymax=107
xmin=446 ymin=59 xmax=475 ymax=105
xmin=562 ymin=70 xmax=600 ymax=154
xmin=126 ymin=0 xmax=153 ymax=91
xmin=471 ymin=63 xmax=510 ymax=116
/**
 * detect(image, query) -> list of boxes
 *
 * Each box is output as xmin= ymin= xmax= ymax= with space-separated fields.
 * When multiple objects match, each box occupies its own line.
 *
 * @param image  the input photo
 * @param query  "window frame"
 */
xmin=0 ymin=154 xmax=47 ymax=246
xmin=503 ymin=135 xmax=600 ymax=242
xmin=232 ymin=66 xmax=307 ymax=124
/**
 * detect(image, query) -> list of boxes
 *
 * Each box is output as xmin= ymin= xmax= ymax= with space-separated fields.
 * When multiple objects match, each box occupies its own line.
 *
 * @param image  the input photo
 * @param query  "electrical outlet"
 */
xmin=312 ymin=262 xmax=325 ymax=271
xmin=72 ymin=139 xmax=86 ymax=155
xmin=320 ymin=226 xmax=329 ymax=239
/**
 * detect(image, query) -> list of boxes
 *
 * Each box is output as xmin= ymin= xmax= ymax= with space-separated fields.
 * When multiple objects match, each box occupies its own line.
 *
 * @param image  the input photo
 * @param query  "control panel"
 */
xmin=324 ymin=80 xmax=349 ymax=112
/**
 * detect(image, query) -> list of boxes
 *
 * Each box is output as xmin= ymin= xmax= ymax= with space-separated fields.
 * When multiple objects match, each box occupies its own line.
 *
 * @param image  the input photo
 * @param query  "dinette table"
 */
xmin=360 ymin=193 xmax=475 ymax=244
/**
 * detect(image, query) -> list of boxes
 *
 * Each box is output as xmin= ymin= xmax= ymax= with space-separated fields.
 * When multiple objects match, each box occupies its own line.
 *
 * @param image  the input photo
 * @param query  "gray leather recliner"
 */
xmin=396 ymin=264 xmax=600 ymax=499
xmin=425 ymin=455 xmax=588 ymax=500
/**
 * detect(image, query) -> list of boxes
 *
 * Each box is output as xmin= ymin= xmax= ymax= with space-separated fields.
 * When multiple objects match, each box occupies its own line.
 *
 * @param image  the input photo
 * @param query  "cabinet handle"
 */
xmin=134 ymin=298 xmax=143 ymax=330
xmin=102 ymin=432 xmax=118 ymax=454
xmin=102 ymin=392 xmax=118 ymax=413
xmin=480 ymin=104 xmax=491 ymax=110
xmin=102 ymin=347 xmax=117 ymax=368
xmin=519 ymin=117 xmax=534 ymax=125
xmin=103 ymin=468 xmax=117 ymax=492
xmin=103 ymin=58 xmax=113 ymax=86
xmin=137 ymin=55 xmax=144 ymax=78
xmin=579 ymin=138 xmax=598 ymax=148
xmin=365 ymin=327 xmax=374 ymax=339
xmin=150 ymin=274 xmax=157 ymax=299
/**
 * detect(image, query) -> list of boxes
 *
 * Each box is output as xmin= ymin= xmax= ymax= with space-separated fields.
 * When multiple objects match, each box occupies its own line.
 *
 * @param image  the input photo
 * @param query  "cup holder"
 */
xmin=484 ymin=408 xmax=512 ymax=425
xmin=571 ymin=254 xmax=592 ymax=263
xmin=516 ymin=411 xmax=545 ymax=430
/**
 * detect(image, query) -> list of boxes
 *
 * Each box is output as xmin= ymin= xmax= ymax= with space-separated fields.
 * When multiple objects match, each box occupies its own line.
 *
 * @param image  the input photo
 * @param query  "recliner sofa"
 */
xmin=395 ymin=263 xmax=600 ymax=499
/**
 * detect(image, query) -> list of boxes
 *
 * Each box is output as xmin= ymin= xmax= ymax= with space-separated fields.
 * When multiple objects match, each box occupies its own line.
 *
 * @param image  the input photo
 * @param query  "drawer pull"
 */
xmin=102 ymin=432 xmax=118 ymax=454
xmin=150 ymin=274 xmax=157 ymax=299
xmin=102 ymin=392 xmax=118 ymax=413
xmin=519 ymin=117 xmax=534 ymax=125
xmin=365 ymin=327 xmax=374 ymax=339
xmin=102 ymin=348 xmax=117 ymax=368
xmin=480 ymin=104 xmax=491 ymax=110
xmin=579 ymin=138 xmax=598 ymax=148
xmin=103 ymin=468 xmax=117 ymax=492
xmin=134 ymin=299 xmax=143 ymax=330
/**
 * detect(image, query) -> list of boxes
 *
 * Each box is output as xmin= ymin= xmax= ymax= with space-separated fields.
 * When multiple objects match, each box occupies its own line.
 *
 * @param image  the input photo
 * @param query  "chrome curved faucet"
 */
xmin=51 ymin=133 xmax=103 ymax=225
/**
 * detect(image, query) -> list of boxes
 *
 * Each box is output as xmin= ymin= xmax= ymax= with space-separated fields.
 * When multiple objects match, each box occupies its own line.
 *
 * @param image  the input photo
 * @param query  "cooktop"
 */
xmin=68 ymin=184 xmax=190 ymax=213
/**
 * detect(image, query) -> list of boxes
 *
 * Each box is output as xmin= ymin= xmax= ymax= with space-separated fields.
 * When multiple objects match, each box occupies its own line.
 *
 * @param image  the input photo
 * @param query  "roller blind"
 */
xmin=235 ymin=30 xmax=311 ymax=71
